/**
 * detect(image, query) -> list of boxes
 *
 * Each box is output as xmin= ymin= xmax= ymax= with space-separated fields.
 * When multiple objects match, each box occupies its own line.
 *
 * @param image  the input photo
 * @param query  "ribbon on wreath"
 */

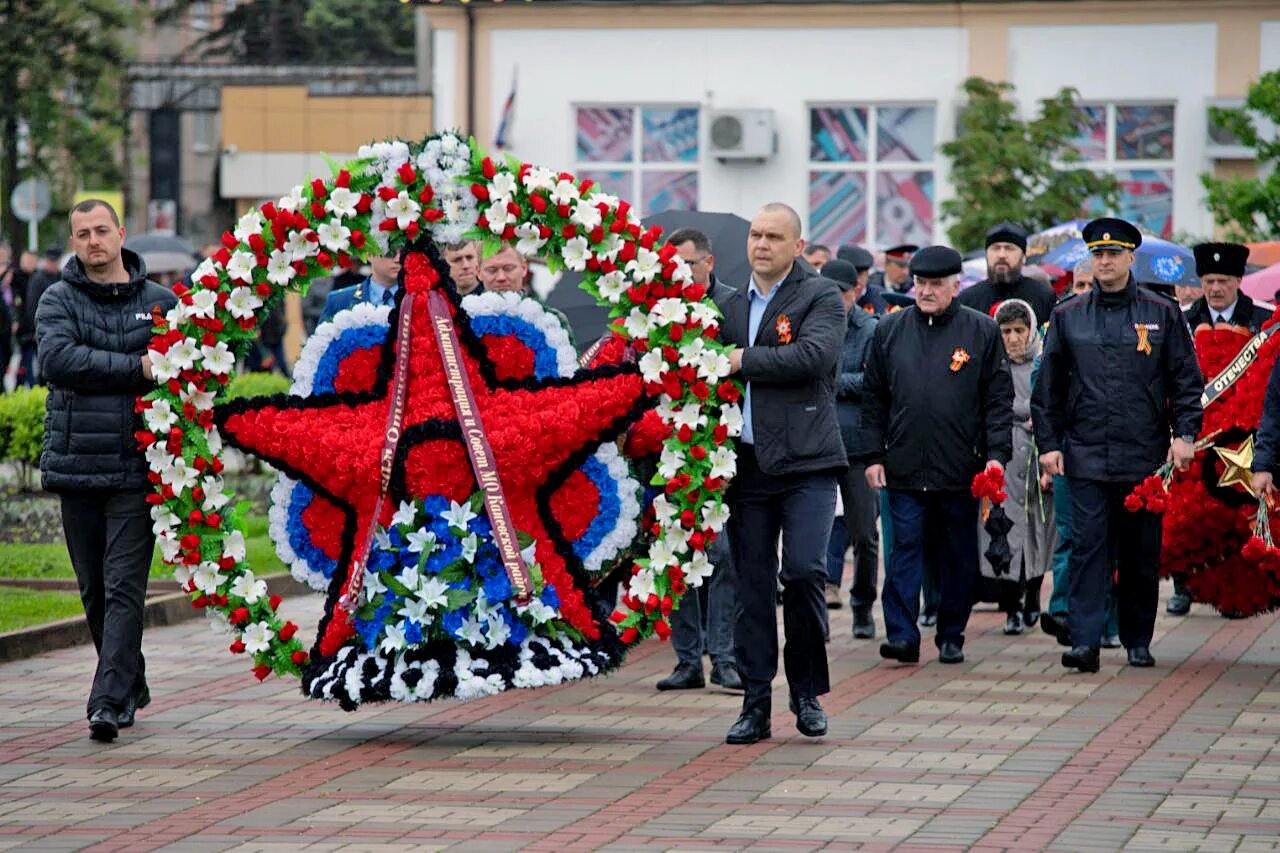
xmin=1201 ymin=326 xmax=1276 ymax=409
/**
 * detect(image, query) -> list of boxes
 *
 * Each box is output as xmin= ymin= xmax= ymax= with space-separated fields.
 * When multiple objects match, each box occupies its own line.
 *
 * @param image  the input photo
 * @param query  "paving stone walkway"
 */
xmin=1 ymin=583 xmax=1278 ymax=851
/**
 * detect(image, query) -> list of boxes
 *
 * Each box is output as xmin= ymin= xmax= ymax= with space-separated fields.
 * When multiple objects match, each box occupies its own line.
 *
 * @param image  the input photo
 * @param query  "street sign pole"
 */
xmin=11 ymin=178 xmax=52 ymax=252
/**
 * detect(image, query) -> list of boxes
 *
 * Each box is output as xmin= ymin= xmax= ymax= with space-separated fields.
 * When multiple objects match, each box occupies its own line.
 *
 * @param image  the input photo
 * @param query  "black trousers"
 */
xmin=729 ymin=445 xmax=836 ymax=711
xmin=838 ymin=460 xmax=880 ymax=608
xmin=1066 ymin=477 xmax=1161 ymax=649
xmin=60 ymin=490 xmax=154 ymax=717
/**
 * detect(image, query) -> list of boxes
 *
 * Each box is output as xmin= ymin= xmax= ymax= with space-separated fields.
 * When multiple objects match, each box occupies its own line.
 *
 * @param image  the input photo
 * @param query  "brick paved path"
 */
xmin=1 ymin=584 xmax=1278 ymax=851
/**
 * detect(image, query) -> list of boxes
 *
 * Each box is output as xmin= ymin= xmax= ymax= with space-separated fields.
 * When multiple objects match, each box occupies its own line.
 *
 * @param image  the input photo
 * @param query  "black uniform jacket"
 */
xmin=1032 ymin=278 xmax=1204 ymax=483
xmin=863 ymin=299 xmax=1014 ymax=491
xmin=1183 ymin=293 xmax=1275 ymax=335
xmin=716 ymin=263 xmax=848 ymax=478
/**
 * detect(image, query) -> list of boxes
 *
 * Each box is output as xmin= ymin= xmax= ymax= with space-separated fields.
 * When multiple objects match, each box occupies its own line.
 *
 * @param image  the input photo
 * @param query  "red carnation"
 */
xmin=397 ymin=162 xmax=416 ymax=185
xmin=230 ymin=607 xmax=250 ymax=625
xmin=1243 ymin=536 xmax=1268 ymax=562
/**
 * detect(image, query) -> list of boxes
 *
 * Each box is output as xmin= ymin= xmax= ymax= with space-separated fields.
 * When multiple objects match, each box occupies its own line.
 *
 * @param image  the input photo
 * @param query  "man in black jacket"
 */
xmin=37 ymin=199 xmax=177 ymax=742
xmin=957 ymin=222 xmax=1057 ymax=324
xmin=1183 ymin=242 xmax=1272 ymax=334
xmin=822 ymin=259 xmax=881 ymax=638
xmin=864 ymin=245 xmax=1013 ymax=665
xmin=717 ymin=203 xmax=847 ymax=745
xmin=1032 ymin=217 xmax=1203 ymax=673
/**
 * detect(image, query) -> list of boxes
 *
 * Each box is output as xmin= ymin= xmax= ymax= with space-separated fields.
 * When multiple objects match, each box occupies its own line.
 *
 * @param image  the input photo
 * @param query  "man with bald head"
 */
xmin=717 ymin=202 xmax=848 ymax=744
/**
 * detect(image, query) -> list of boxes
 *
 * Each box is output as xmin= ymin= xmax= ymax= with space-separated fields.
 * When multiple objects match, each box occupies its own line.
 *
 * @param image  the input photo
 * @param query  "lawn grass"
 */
xmin=0 ymin=514 xmax=286 ymax=581
xmin=0 ymin=587 xmax=85 ymax=633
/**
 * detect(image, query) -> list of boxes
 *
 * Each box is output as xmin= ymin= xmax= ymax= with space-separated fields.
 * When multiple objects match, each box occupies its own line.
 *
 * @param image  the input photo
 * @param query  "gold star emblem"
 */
xmin=1214 ymin=434 xmax=1257 ymax=497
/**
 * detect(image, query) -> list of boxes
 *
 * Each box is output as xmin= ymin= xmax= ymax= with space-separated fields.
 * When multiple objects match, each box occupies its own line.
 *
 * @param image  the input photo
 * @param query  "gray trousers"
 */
xmin=60 ymin=490 xmax=154 ymax=717
xmin=670 ymin=532 xmax=738 ymax=668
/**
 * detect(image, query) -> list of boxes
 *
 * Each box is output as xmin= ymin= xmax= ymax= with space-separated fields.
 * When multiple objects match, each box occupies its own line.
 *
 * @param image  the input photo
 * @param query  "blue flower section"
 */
xmin=286 ymin=482 xmax=340 ymax=582
xmin=571 ymin=455 xmax=621 ymax=563
xmin=312 ymin=324 xmax=390 ymax=394
xmin=471 ymin=314 xmax=562 ymax=379
xmin=356 ymin=598 xmax=397 ymax=651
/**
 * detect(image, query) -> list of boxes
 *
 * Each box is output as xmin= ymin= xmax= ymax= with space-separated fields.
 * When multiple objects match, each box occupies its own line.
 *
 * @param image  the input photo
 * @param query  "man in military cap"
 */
xmin=957 ymin=222 xmax=1057 ymax=324
xmin=1032 ymin=217 xmax=1203 ymax=673
xmin=864 ymin=245 xmax=1013 ymax=665
xmin=1183 ymin=242 xmax=1271 ymax=333
xmin=838 ymin=244 xmax=887 ymax=315
xmin=873 ymin=244 xmax=917 ymax=293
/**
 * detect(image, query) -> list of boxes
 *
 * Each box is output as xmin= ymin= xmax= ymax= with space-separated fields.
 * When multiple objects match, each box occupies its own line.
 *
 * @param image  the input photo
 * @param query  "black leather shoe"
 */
xmin=1062 ymin=646 xmax=1101 ymax=673
xmin=879 ymin=640 xmax=920 ymax=663
xmin=1101 ymin=633 xmax=1121 ymax=649
xmin=118 ymin=685 xmax=151 ymax=729
xmin=656 ymin=663 xmax=704 ymax=691
xmin=709 ymin=662 xmax=743 ymax=690
xmin=938 ymin=641 xmax=965 ymax=664
xmin=1127 ymin=646 xmax=1156 ymax=667
xmin=726 ymin=707 xmax=771 ymax=744
xmin=1003 ymin=613 xmax=1024 ymax=635
xmin=789 ymin=695 xmax=828 ymax=737
xmin=1040 ymin=612 xmax=1071 ymax=646
xmin=852 ymin=606 xmax=876 ymax=639
xmin=1023 ymin=607 xmax=1040 ymax=628
xmin=919 ymin=611 xmax=938 ymax=627
xmin=1166 ymin=592 xmax=1191 ymax=616
xmin=89 ymin=708 xmax=119 ymax=742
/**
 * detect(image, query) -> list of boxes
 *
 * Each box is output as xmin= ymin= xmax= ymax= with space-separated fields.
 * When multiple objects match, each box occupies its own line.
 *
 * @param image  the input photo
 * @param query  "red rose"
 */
xmin=230 ymin=607 xmax=250 ymax=625
xmin=621 ymin=627 xmax=639 ymax=644
xmin=291 ymin=650 xmax=308 ymax=665
xmin=335 ymin=169 xmax=350 ymax=188
xmin=279 ymin=621 xmax=298 ymax=641
xmin=269 ymin=594 xmax=283 ymax=610
xmin=397 ymin=162 xmax=416 ymax=185
xmin=229 ymin=640 xmax=246 ymax=654
xmin=470 ymin=183 xmax=490 ymax=202
xmin=252 ymin=663 xmax=272 ymax=681
xmin=654 ymin=619 xmax=671 ymax=640
xmin=310 ymin=178 xmax=327 ymax=200
xmin=481 ymin=157 xmax=497 ymax=179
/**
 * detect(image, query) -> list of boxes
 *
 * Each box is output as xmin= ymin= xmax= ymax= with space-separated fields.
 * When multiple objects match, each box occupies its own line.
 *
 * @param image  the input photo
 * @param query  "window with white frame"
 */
xmin=1066 ymin=103 xmax=1176 ymax=238
xmin=807 ymin=104 xmax=936 ymax=249
xmin=574 ymin=105 xmax=699 ymax=215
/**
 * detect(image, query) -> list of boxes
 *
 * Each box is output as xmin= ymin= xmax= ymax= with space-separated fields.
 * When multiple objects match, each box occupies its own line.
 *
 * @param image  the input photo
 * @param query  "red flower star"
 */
xmin=215 ymin=249 xmax=646 ymax=657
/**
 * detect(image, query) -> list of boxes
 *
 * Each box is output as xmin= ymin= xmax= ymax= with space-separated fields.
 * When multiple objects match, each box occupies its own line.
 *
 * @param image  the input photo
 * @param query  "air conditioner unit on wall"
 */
xmin=708 ymin=109 xmax=777 ymax=162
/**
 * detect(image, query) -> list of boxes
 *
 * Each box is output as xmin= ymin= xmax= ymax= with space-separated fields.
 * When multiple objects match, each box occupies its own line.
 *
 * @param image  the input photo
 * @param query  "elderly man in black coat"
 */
xmin=864 ymin=246 xmax=1014 ymax=666
xmin=717 ymin=203 xmax=847 ymax=745
xmin=1183 ymin=242 xmax=1273 ymax=333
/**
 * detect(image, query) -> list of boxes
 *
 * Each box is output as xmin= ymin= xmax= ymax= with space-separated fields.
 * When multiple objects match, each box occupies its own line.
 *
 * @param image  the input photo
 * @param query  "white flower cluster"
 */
xmin=460 ymin=290 xmax=579 ymax=378
xmin=578 ymin=444 xmax=643 ymax=576
xmin=417 ymin=132 xmax=479 ymax=245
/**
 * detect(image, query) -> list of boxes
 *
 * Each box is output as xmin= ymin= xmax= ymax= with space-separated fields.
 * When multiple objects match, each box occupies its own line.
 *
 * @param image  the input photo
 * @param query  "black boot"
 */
xmin=1003 ymin=612 xmax=1024 ymax=635
xmin=1127 ymin=646 xmax=1156 ymax=667
xmin=656 ymin=662 xmax=704 ymax=691
xmin=879 ymin=640 xmax=920 ymax=664
xmin=1062 ymin=646 xmax=1100 ymax=673
xmin=789 ymin=695 xmax=828 ymax=737
xmin=852 ymin=606 xmax=875 ymax=639
xmin=89 ymin=708 xmax=119 ymax=743
xmin=709 ymin=662 xmax=743 ymax=690
xmin=726 ymin=706 xmax=771 ymax=744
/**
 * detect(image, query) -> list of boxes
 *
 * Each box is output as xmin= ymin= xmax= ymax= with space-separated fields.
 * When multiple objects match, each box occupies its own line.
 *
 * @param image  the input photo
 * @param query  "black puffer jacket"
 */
xmin=36 ymin=250 xmax=177 ymax=492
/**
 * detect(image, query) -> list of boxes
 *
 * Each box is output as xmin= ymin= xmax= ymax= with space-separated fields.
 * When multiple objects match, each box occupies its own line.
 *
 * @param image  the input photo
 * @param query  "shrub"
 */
xmin=0 ymin=387 xmax=49 ymax=491
xmin=226 ymin=372 xmax=292 ymax=401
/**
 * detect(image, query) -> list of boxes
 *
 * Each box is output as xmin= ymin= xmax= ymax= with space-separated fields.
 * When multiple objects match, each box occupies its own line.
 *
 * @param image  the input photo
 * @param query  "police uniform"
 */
xmin=1031 ymin=218 xmax=1204 ymax=672
xmin=879 ymin=244 xmax=918 ymax=293
xmin=319 ymin=276 xmax=399 ymax=324
xmin=1183 ymin=243 xmax=1272 ymax=333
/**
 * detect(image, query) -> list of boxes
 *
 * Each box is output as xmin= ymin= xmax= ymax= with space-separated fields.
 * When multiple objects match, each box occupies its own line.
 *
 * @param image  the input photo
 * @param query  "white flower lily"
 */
xmin=380 ymin=624 xmax=408 ymax=654
xmin=147 ymin=350 xmax=178 ymax=383
xmin=316 ymin=221 xmax=351 ymax=253
xmin=596 ymin=270 xmax=627 ymax=303
xmin=233 ymin=211 xmax=263 ymax=244
xmin=514 ymin=222 xmax=546 ymax=256
xmin=489 ymin=171 xmax=517 ymax=200
xmin=638 ymin=349 xmax=667 ymax=384
xmin=277 ymin=185 xmax=305 ymax=213
xmin=406 ymin=528 xmax=437 ymax=554
xmin=649 ymin=298 xmax=689 ymax=327
xmin=144 ymin=399 xmax=178 ymax=433
xmin=397 ymin=565 xmax=422 ymax=594
xmin=284 ymin=229 xmax=315 ymax=263
xmin=570 ymin=200 xmax=602 ymax=232
xmin=549 ymin=179 xmax=580 ymax=207
xmin=670 ymin=257 xmax=694 ymax=284
xmin=648 ymin=537 xmax=679 ymax=571
xmin=702 ymin=500 xmax=731 ymax=532
xmin=719 ymin=404 xmax=744 ymax=437
xmin=158 ymin=531 xmax=181 ymax=564
xmin=150 ymin=506 xmax=180 ymax=537
xmin=596 ymin=232 xmax=624 ymax=263
xmin=225 ymin=287 xmax=263 ymax=321
xmin=657 ymin=445 xmax=685 ymax=480
xmin=363 ymin=570 xmax=387 ymax=601
xmin=625 ymin=247 xmax=663 ymax=283
xmin=696 ymin=348 xmax=732 ymax=382
xmin=484 ymin=614 xmax=511 ymax=649
xmin=167 ymin=338 xmax=199 ymax=372
xmin=201 ymin=341 xmax=236 ymax=376
xmin=419 ymin=576 xmax=450 ymax=610
xmin=325 ymin=186 xmax=360 ymax=219
xmin=457 ymin=616 xmax=485 ymax=647
xmin=709 ymin=446 xmax=737 ymax=480
xmin=678 ymin=338 xmax=707 ymax=368
xmin=201 ymin=475 xmax=230 ymax=511
xmin=520 ymin=539 xmax=538 ymax=565
xmin=672 ymin=403 xmax=708 ymax=432
xmin=561 ymin=236 xmax=590 ymax=272
xmin=225 ymin=251 xmax=257 ymax=283
xmin=651 ymin=495 xmax=678 ymax=525
xmin=180 ymin=382 xmax=216 ymax=412
xmin=483 ymin=200 xmax=516 ymax=235
xmin=623 ymin=307 xmax=651 ymax=340
xmin=205 ymin=427 xmax=223 ymax=456
xmin=442 ymin=499 xmax=477 ymax=531
xmin=386 ymin=191 xmax=421 ymax=229
xmin=188 ymin=288 xmax=218 ymax=319
xmin=517 ymin=597 xmax=558 ymax=624
xmin=461 ymin=533 xmax=478 ymax=564
xmin=145 ymin=443 xmax=171 ymax=472
xmin=684 ymin=550 xmax=715 ymax=587
xmin=162 ymin=457 xmax=199 ymax=496
xmin=521 ymin=166 xmax=557 ymax=192
xmin=230 ymin=569 xmax=267 ymax=604
xmin=628 ymin=570 xmax=657 ymax=603
xmin=192 ymin=562 xmax=222 ymax=594
xmin=398 ymin=597 xmax=432 ymax=626
xmin=244 ymin=617 xmax=277 ymax=650
xmin=192 ymin=258 xmax=219 ymax=283
xmin=689 ymin=301 xmax=720 ymax=327
xmin=223 ymin=529 xmax=247 ymax=563
xmin=172 ymin=562 xmax=193 ymax=587
xmin=265 ymin=250 xmax=296 ymax=288
xmin=390 ymin=500 xmax=417 ymax=530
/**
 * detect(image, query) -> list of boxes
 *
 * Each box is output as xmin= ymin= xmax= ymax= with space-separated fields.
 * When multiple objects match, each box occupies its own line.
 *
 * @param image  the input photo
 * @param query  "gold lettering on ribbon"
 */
xmin=428 ymin=292 xmax=532 ymax=602
xmin=1201 ymin=327 xmax=1274 ymax=409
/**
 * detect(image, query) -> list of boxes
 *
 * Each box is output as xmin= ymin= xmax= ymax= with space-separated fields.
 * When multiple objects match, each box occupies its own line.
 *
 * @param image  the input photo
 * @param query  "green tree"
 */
xmin=0 ymin=0 xmax=134 ymax=252
xmin=941 ymin=77 xmax=1120 ymax=252
xmin=1200 ymin=69 xmax=1280 ymax=241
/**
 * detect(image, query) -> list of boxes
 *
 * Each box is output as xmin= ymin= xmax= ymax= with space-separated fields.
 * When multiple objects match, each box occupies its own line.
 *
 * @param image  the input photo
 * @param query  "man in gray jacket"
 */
xmin=37 ymin=199 xmax=176 ymax=742
xmin=717 ymin=203 xmax=847 ymax=744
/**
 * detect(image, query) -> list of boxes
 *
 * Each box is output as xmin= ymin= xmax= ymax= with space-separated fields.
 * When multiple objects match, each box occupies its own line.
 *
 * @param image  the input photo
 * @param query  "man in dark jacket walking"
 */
xmin=37 ymin=199 xmax=177 ymax=742
xmin=717 ymin=203 xmax=847 ymax=745
xmin=864 ymin=245 xmax=1013 ymax=665
xmin=821 ymin=259 xmax=881 ymax=638
xmin=957 ymin=222 xmax=1057 ymax=324
xmin=1033 ymin=218 xmax=1203 ymax=673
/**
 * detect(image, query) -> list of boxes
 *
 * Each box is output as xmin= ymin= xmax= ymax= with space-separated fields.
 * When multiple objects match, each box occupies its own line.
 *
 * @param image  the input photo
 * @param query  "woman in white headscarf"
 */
xmin=981 ymin=298 xmax=1054 ymax=634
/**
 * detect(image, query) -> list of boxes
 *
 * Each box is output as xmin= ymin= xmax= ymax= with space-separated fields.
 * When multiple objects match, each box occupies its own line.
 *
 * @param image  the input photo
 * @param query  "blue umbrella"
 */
xmin=1030 ymin=224 xmax=1198 ymax=287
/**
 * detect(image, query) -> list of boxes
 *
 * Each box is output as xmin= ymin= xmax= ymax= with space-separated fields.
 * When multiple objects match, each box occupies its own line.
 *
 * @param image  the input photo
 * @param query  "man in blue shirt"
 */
xmin=319 ymin=253 xmax=402 ymax=323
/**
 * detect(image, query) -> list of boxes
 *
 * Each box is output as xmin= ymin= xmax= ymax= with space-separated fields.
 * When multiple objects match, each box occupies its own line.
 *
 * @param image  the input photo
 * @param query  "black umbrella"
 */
xmin=125 ymin=233 xmax=200 ymax=276
xmin=544 ymin=210 xmax=751 ymax=346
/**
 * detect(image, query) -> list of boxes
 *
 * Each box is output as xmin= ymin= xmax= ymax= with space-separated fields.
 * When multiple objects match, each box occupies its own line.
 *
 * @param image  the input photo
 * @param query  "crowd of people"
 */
xmin=21 ymin=192 xmax=1274 ymax=745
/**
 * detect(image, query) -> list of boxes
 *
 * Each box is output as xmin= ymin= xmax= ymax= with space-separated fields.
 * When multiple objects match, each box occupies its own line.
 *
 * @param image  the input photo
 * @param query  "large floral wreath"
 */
xmin=139 ymin=132 xmax=743 ymax=700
